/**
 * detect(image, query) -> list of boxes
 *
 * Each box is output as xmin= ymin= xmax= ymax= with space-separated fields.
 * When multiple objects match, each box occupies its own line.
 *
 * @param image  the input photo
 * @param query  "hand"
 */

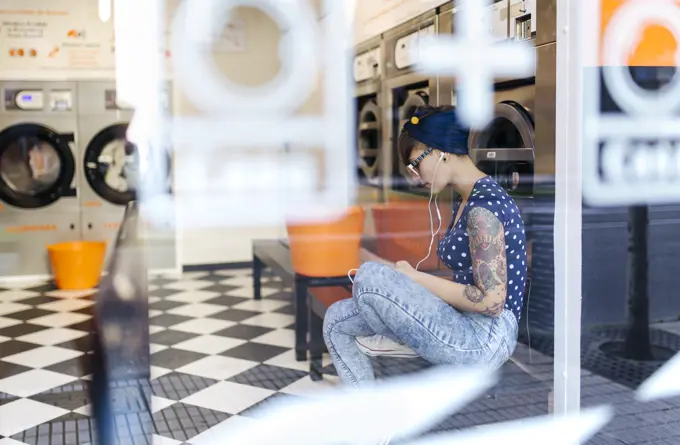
xmin=395 ymin=260 xmax=417 ymax=278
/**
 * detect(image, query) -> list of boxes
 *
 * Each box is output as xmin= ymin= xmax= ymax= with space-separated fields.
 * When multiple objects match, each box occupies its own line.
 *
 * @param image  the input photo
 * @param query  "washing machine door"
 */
xmin=357 ymin=99 xmax=381 ymax=185
xmin=0 ymin=123 xmax=76 ymax=209
xmin=84 ymin=123 xmax=171 ymax=206
xmin=469 ymin=100 xmax=535 ymax=196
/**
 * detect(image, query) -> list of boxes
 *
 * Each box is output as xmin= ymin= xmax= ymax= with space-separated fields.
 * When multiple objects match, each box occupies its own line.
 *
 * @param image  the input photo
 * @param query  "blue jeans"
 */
xmin=323 ymin=261 xmax=518 ymax=386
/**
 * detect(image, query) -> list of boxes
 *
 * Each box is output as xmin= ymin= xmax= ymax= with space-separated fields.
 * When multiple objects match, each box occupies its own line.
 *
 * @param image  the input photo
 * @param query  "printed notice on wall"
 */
xmin=0 ymin=0 xmax=114 ymax=80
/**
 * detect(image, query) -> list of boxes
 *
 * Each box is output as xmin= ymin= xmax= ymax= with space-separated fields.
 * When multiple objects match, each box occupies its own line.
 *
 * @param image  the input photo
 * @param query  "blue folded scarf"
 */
xmin=402 ymin=108 xmax=469 ymax=155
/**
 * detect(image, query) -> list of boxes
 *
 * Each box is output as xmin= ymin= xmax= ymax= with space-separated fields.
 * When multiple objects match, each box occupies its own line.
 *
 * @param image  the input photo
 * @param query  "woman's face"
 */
xmin=407 ymin=145 xmax=447 ymax=193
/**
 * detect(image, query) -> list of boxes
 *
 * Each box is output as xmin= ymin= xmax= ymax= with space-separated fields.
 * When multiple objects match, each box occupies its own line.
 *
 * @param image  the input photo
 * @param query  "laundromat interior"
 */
xmin=1 ymin=0 xmax=680 ymax=444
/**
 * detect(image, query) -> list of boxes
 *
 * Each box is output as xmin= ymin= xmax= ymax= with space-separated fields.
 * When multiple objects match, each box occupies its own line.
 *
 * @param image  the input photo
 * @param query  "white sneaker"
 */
xmin=355 ymin=335 xmax=418 ymax=358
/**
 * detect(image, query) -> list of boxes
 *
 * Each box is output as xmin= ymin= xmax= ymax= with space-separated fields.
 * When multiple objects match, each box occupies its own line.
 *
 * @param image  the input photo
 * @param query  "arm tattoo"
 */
xmin=464 ymin=285 xmax=484 ymax=303
xmin=480 ymin=300 xmax=505 ymax=317
xmin=464 ymin=207 xmax=508 ymax=316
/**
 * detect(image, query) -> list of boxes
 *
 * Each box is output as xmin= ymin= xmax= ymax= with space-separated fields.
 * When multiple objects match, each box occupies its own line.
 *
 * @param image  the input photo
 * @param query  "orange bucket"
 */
xmin=48 ymin=241 xmax=107 ymax=290
xmin=286 ymin=206 xmax=365 ymax=277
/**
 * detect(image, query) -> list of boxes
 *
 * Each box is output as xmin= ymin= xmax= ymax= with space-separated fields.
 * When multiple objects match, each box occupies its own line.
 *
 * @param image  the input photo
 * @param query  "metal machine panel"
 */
xmin=0 ymin=81 xmax=80 ymax=277
xmin=534 ymin=43 xmax=556 ymax=182
xmin=0 ymin=212 xmax=80 ymax=277
xmin=536 ymin=0 xmax=557 ymax=46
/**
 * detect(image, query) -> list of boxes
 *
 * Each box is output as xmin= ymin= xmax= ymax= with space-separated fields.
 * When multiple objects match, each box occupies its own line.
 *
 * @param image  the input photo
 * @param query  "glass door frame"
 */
xmin=553 ymin=0 xmax=587 ymax=415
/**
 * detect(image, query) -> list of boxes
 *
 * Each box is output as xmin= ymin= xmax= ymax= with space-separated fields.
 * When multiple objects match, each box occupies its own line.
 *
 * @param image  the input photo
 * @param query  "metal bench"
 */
xmin=252 ymin=239 xmax=353 ymax=380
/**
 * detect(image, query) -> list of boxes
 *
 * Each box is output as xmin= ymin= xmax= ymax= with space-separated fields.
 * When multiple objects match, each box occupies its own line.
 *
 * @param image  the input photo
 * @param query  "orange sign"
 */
xmin=600 ymin=0 xmax=680 ymax=66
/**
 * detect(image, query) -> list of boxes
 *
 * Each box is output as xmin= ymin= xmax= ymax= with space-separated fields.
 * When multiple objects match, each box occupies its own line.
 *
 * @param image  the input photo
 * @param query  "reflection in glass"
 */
xmin=0 ymin=137 xmax=61 ymax=195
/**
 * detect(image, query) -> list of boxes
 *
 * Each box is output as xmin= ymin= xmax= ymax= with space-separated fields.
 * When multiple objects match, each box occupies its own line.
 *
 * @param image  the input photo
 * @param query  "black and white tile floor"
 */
xmin=0 ymin=269 xmax=347 ymax=445
xmin=0 ymin=268 xmax=678 ymax=445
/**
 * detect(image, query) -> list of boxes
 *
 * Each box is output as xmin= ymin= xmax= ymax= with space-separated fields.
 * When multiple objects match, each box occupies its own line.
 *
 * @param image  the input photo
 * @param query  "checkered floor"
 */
xmin=0 ymin=268 xmax=348 ymax=445
xmin=2 ymin=267 xmax=678 ymax=445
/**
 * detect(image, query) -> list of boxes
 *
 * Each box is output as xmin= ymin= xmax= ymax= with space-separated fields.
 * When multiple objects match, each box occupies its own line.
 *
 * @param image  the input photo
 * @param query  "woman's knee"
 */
xmin=355 ymin=289 xmax=390 ymax=316
xmin=354 ymin=261 xmax=393 ymax=289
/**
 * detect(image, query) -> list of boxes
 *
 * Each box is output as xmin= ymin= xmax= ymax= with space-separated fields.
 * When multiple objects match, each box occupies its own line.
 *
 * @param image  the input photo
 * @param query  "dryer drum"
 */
xmin=470 ymin=101 xmax=535 ymax=150
xmin=84 ymin=123 xmax=171 ymax=206
xmin=357 ymin=99 xmax=381 ymax=181
xmin=0 ymin=123 xmax=76 ymax=209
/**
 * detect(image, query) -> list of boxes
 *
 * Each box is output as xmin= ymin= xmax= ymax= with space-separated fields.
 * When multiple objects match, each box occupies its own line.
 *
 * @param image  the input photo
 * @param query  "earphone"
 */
xmin=349 ymin=152 xmax=445 ymax=283
xmin=415 ymin=152 xmax=444 ymax=271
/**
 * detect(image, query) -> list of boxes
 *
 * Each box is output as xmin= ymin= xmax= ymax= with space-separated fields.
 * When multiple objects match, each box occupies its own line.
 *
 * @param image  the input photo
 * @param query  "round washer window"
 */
xmin=0 ymin=124 xmax=75 ymax=209
xmin=84 ymin=124 xmax=137 ymax=206
xmin=85 ymin=123 xmax=171 ymax=206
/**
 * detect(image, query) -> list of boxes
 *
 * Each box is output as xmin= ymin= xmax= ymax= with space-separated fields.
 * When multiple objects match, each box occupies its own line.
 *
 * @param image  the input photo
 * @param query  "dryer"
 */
xmin=0 ymin=81 xmax=79 ymax=278
xmin=76 ymin=81 xmax=176 ymax=272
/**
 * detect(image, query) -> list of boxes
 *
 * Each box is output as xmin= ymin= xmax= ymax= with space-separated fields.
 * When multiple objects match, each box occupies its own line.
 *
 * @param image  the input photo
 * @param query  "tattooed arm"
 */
xmin=461 ymin=206 xmax=508 ymax=316
xmin=403 ymin=207 xmax=508 ymax=317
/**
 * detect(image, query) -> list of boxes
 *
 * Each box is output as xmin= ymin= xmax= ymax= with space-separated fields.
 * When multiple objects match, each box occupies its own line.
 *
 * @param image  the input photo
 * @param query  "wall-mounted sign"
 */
xmin=583 ymin=0 xmax=680 ymax=206
xmin=0 ymin=0 xmax=243 ymax=81
xmin=0 ymin=0 xmax=115 ymax=80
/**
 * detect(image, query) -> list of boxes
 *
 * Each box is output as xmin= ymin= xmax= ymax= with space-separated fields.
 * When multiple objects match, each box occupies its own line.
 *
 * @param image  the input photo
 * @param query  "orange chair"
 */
xmin=371 ymin=201 xmax=449 ymax=271
xmin=287 ymin=206 xmax=365 ymax=277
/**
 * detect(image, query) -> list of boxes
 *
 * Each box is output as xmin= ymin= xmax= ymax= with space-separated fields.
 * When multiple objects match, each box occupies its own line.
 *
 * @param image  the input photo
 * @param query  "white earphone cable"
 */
xmin=416 ymin=155 xmax=443 ymax=271
xmin=349 ymin=154 xmax=444 ymax=283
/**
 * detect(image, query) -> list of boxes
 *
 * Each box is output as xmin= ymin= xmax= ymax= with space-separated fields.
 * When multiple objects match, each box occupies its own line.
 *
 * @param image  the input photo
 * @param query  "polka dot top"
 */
xmin=437 ymin=176 xmax=528 ymax=321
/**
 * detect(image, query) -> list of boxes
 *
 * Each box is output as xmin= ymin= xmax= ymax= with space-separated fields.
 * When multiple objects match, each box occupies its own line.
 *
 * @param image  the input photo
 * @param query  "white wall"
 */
xmin=172 ymin=5 xmax=326 ymax=266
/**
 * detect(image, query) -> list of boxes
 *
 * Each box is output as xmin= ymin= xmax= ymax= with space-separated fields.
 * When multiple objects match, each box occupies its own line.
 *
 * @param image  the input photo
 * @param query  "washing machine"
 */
xmin=0 ymin=81 xmax=80 ymax=278
xmin=354 ymin=37 xmax=384 ymax=205
xmin=76 ymin=81 xmax=176 ymax=272
xmin=468 ymin=83 xmax=536 ymax=203
xmin=381 ymin=9 xmax=440 ymax=201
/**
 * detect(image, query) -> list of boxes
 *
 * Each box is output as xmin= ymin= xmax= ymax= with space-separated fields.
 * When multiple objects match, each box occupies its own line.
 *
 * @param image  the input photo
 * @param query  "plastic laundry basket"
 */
xmin=48 ymin=241 xmax=107 ymax=290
